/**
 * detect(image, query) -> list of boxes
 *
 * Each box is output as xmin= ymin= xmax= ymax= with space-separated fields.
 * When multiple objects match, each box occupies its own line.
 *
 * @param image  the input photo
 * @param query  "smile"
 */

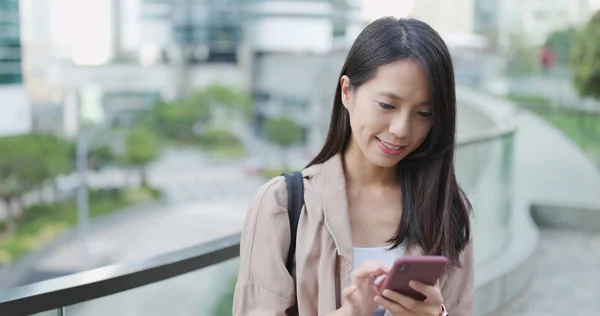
xmin=375 ymin=137 xmax=406 ymax=156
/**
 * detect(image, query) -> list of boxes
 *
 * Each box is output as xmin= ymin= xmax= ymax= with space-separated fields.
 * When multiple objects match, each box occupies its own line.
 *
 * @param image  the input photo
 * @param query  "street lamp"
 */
xmin=69 ymin=88 xmax=118 ymax=271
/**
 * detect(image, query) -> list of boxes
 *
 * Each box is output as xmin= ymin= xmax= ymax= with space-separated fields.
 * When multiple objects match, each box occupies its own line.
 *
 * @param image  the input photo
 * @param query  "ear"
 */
xmin=340 ymin=75 xmax=353 ymax=110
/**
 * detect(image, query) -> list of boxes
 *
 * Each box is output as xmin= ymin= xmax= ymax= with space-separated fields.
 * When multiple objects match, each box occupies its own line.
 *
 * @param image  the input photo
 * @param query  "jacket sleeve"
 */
xmin=442 ymin=238 xmax=474 ymax=316
xmin=233 ymin=177 xmax=296 ymax=316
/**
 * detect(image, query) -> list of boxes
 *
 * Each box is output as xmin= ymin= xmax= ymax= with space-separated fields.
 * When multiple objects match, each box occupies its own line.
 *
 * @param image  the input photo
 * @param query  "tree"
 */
xmin=159 ymin=99 xmax=210 ymax=140
xmin=195 ymin=83 xmax=252 ymax=118
xmin=0 ymin=134 xmax=71 ymax=236
xmin=570 ymin=10 xmax=600 ymax=100
xmin=31 ymin=134 xmax=71 ymax=203
xmin=264 ymin=116 xmax=304 ymax=167
xmin=142 ymin=97 xmax=211 ymax=141
xmin=506 ymin=33 xmax=540 ymax=75
xmin=87 ymin=145 xmax=116 ymax=171
xmin=119 ymin=127 xmax=159 ymax=187
xmin=545 ymin=27 xmax=577 ymax=65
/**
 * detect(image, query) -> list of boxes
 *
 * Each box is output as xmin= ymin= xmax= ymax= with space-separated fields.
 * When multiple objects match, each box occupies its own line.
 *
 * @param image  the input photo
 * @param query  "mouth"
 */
xmin=375 ymin=137 xmax=406 ymax=156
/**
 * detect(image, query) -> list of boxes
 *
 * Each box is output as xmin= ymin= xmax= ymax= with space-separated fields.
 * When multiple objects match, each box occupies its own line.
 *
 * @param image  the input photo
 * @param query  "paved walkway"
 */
xmin=477 ymin=91 xmax=600 ymax=315
xmin=514 ymin=110 xmax=600 ymax=210
xmin=494 ymin=228 xmax=600 ymax=316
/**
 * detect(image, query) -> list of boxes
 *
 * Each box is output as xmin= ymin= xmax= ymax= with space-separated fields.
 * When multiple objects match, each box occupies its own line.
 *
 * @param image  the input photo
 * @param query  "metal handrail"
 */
xmin=0 ymin=234 xmax=240 ymax=315
xmin=456 ymin=121 xmax=516 ymax=147
xmin=0 ymin=123 xmax=516 ymax=315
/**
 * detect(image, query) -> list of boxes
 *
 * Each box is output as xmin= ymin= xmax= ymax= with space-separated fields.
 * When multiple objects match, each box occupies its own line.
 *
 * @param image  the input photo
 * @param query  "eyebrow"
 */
xmin=378 ymin=92 xmax=431 ymax=106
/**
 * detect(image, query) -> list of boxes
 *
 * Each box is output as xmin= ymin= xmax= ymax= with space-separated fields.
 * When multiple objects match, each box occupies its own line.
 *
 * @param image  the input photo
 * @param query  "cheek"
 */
xmin=351 ymin=103 xmax=385 ymax=135
xmin=414 ymin=121 xmax=433 ymax=143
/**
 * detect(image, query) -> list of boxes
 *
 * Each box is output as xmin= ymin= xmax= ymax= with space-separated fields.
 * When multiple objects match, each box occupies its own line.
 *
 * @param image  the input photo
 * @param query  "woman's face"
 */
xmin=341 ymin=59 xmax=433 ymax=168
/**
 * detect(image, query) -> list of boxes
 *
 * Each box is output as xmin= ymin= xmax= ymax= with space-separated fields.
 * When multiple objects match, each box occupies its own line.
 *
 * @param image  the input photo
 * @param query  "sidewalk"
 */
xmin=494 ymin=227 xmax=600 ymax=316
xmin=460 ymin=85 xmax=600 ymax=314
xmin=514 ymin=110 xmax=600 ymax=210
xmin=477 ymin=96 xmax=600 ymax=315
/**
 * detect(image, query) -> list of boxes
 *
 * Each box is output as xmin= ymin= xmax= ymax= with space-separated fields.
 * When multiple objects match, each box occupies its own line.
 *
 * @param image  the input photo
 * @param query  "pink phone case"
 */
xmin=379 ymin=256 xmax=449 ymax=301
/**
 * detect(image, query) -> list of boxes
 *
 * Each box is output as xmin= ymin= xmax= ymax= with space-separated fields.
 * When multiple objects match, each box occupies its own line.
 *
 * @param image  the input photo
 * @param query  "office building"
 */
xmin=0 ymin=0 xmax=31 ymax=136
xmin=0 ymin=0 xmax=22 ymax=84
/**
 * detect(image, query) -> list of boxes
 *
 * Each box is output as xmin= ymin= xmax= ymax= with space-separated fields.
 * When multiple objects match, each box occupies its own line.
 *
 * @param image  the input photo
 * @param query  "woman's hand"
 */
xmin=340 ymin=261 xmax=389 ymax=316
xmin=373 ymin=280 xmax=444 ymax=316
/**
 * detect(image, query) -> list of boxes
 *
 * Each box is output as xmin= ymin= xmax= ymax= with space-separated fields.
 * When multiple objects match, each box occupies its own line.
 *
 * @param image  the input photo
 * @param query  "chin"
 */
xmin=367 ymin=152 xmax=403 ymax=168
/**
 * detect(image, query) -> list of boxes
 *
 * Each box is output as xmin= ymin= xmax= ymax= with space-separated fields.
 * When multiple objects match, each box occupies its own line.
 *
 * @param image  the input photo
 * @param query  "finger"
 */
xmin=382 ymin=289 xmax=420 ymax=311
xmin=409 ymin=280 xmax=443 ymax=303
xmin=342 ymin=285 xmax=357 ymax=300
xmin=365 ymin=260 xmax=391 ymax=273
xmin=354 ymin=261 xmax=388 ymax=275
xmin=374 ymin=295 xmax=409 ymax=314
xmin=375 ymin=276 xmax=387 ymax=292
xmin=353 ymin=264 xmax=388 ymax=283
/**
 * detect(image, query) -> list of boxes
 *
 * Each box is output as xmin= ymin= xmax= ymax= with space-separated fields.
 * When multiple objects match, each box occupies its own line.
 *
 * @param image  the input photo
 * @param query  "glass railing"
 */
xmin=455 ymin=124 xmax=515 ymax=265
xmin=0 ymin=119 xmax=516 ymax=316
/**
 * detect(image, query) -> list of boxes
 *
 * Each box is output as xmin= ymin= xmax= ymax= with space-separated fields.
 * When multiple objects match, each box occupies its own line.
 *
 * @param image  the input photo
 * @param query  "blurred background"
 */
xmin=0 ymin=0 xmax=599 ymax=315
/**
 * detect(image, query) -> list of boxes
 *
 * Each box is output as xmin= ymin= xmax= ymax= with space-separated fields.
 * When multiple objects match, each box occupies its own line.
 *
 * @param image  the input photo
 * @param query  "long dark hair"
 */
xmin=307 ymin=17 xmax=471 ymax=267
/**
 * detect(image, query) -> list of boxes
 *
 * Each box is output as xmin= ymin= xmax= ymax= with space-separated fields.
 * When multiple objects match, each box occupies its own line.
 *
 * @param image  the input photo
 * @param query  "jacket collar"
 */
xmin=321 ymin=153 xmax=424 ymax=269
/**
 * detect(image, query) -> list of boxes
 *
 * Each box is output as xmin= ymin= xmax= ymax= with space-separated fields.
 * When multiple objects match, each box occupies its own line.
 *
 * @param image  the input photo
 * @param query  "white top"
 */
xmin=349 ymin=244 xmax=406 ymax=316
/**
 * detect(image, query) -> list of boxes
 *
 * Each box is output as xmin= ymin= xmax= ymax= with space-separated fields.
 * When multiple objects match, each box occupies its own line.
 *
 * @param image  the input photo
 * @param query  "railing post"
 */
xmin=57 ymin=307 xmax=66 ymax=315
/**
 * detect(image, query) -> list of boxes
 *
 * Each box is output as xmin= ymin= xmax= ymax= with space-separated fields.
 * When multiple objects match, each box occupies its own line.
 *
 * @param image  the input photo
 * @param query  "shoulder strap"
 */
xmin=281 ymin=171 xmax=304 ymax=274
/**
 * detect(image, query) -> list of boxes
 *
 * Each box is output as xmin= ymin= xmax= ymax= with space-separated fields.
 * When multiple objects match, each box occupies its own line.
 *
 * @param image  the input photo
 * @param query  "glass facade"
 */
xmin=0 ymin=0 xmax=21 ymax=84
xmin=143 ymin=0 xmax=245 ymax=63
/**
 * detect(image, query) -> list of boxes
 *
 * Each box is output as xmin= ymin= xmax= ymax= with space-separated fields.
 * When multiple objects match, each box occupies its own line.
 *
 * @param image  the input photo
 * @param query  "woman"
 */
xmin=233 ymin=17 xmax=473 ymax=316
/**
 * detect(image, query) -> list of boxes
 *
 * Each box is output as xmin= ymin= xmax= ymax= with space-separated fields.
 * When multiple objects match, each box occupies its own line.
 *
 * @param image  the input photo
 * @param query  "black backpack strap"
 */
xmin=281 ymin=171 xmax=304 ymax=274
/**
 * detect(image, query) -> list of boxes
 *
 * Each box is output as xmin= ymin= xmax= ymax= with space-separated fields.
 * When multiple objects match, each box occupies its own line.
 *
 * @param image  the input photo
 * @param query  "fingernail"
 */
xmin=383 ymin=289 xmax=390 ymax=296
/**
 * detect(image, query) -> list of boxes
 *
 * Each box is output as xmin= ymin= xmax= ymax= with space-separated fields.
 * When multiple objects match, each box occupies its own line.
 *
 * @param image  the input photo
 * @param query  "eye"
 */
xmin=417 ymin=111 xmax=433 ymax=118
xmin=378 ymin=102 xmax=395 ymax=110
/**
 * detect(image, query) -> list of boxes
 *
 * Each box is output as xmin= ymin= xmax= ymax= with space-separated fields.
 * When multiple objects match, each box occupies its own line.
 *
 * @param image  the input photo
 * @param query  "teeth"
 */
xmin=380 ymin=139 xmax=401 ymax=150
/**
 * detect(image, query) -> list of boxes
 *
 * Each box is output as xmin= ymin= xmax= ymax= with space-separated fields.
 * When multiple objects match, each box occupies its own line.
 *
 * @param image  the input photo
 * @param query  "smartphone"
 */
xmin=379 ymin=256 xmax=448 ymax=301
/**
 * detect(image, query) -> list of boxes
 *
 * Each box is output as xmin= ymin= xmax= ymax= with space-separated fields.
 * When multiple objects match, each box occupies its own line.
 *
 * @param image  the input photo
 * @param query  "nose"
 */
xmin=388 ymin=113 xmax=411 ymax=140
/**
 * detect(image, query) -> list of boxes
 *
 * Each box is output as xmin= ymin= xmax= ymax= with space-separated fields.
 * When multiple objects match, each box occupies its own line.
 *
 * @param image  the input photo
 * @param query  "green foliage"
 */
xmin=505 ymin=33 xmax=541 ymax=75
xmin=196 ymin=125 xmax=245 ymax=160
xmin=0 ymin=134 xmax=71 ymax=235
xmin=545 ymin=27 xmax=577 ymax=65
xmin=195 ymin=83 xmax=252 ymax=117
xmin=258 ymin=167 xmax=287 ymax=180
xmin=88 ymin=145 xmax=116 ymax=171
xmin=138 ymin=84 xmax=250 ymax=143
xmin=570 ymin=10 xmax=600 ymax=100
xmin=508 ymin=94 xmax=600 ymax=165
xmin=543 ymin=112 xmax=600 ymax=164
xmin=0 ymin=186 xmax=161 ymax=265
xmin=153 ymin=99 xmax=210 ymax=140
xmin=210 ymin=273 xmax=237 ymax=316
xmin=120 ymin=127 xmax=159 ymax=167
xmin=197 ymin=125 xmax=241 ymax=149
xmin=119 ymin=127 xmax=159 ymax=187
xmin=264 ymin=116 xmax=304 ymax=148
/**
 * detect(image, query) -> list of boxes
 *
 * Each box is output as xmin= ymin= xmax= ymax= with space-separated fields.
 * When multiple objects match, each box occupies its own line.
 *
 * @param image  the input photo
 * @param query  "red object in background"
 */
xmin=540 ymin=46 xmax=555 ymax=69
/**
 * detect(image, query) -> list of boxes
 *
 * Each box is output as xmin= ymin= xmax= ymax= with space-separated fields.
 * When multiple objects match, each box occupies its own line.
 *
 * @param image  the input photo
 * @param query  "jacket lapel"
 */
xmin=321 ymin=154 xmax=354 ymax=288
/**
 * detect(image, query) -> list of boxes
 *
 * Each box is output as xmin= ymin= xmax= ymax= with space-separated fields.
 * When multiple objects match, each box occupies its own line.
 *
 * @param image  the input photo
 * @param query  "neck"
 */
xmin=343 ymin=139 xmax=397 ymax=188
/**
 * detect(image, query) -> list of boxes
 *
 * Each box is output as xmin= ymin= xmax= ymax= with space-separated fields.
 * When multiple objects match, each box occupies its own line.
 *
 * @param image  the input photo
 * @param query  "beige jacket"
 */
xmin=233 ymin=154 xmax=474 ymax=316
